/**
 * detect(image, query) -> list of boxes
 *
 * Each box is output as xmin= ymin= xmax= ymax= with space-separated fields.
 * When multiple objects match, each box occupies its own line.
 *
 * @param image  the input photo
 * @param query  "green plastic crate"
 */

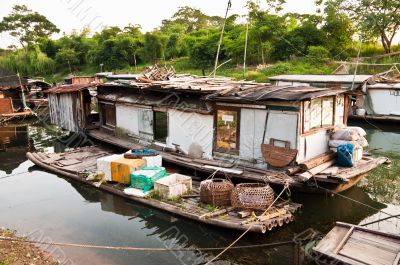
xmin=130 ymin=166 xmax=167 ymax=192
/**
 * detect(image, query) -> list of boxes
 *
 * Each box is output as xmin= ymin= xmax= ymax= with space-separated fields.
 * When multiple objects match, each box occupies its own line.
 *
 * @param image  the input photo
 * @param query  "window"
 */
xmin=153 ymin=111 xmax=168 ymax=142
xmin=215 ymin=109 xmax=239 ymax=152
xmin=303 ymin=97 xmax=334 ymax=133
xmin=101 ymin=104 xmax=116 ymax=128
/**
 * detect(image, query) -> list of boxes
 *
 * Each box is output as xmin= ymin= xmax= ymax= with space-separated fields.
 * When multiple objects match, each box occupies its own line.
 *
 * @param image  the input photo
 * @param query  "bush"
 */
xmin=306 ymin=46 xmax=330 ymax=64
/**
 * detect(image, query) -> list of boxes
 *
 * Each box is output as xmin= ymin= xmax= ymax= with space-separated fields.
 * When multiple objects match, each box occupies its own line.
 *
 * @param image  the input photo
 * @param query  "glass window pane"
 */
xmin=310 ymin=99 xmax=322 ymax=129
xmin=216 ymin=110 xmax=238 ymax=150
xmin=322 ymin=98 xmax=334 ymax=126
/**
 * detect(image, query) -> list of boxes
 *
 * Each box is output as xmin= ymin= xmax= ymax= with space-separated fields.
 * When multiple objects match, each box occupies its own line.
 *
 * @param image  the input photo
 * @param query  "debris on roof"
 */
xmin=142 ymin=65 xmax=176 ymax=81
xmin=102 ymin=75 xmax=271 ymax=93
xmin=207 ymin=85 xmax=348 ymax=102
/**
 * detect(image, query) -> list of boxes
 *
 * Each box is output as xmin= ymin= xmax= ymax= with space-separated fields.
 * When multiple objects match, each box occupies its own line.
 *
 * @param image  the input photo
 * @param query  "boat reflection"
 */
xmin=0 ymin=125 xmax=34 ymax=174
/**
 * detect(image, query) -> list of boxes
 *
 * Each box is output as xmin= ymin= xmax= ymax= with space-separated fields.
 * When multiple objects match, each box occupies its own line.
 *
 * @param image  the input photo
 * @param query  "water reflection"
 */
xmin=0 ymin=125 xmax=34 ymax=174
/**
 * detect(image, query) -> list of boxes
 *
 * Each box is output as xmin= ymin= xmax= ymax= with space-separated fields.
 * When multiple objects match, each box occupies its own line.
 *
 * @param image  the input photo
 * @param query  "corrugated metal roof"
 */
xmin=269 ymin=74 xmax=373 ymax=84
xmin=0 ymin=68 xmax=28 ymax=89
xmin=207 ymin=85 xmax=348 ymax=102
xmin=46 ymin=84 xmax=98 ymax=94
xmin=368 ymin=82 xmax=400 ymax=89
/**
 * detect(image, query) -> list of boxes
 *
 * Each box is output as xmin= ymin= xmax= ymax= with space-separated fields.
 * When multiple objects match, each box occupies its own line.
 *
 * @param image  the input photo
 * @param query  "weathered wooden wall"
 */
xmin=49 ymin=93 xmax=80 ymax=132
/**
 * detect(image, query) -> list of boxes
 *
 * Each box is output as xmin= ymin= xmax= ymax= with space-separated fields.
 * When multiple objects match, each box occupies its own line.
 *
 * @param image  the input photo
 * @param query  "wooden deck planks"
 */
xmin=314 ymin=223 xmax=400 ymax=265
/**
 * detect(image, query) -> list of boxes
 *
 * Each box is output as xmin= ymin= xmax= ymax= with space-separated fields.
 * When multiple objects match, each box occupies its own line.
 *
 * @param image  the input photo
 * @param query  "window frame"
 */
xmin=302 ymin=96 xmax=336 ymax=135
xmin=153 ymin=110 xmax=168 ymax=143
xmin=213 ymin=106 xmax=241 ymax=155
xmin=100 ymin=102 xmax=116 ymax=129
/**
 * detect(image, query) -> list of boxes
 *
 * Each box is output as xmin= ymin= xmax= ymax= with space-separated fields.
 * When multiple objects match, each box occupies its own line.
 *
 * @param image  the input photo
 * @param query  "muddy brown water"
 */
xmin=0 ymin=120 xmax=399 ymax=265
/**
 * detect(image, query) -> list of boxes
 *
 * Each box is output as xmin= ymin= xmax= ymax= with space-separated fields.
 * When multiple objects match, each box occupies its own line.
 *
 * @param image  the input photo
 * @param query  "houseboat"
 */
xmin=0 ymin=68 xmax=36 ymax=123
xmin=40 ymin=74 xmax=387 ymax=193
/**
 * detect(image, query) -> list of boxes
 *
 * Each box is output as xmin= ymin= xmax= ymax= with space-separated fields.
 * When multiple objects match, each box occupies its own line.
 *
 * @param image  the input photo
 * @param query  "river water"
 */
xmin=0 ymin=120 xmax=399 ymax=265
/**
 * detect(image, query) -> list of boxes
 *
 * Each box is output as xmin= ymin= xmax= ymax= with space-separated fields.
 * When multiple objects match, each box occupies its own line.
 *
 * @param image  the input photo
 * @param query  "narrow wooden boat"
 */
xmin=86 ymin=129 xmax=388 ymax=194
xmin=27 ymin=146 xmax=302 ymax=234
xmin=313 ymin=222 xmax=400 ymax=265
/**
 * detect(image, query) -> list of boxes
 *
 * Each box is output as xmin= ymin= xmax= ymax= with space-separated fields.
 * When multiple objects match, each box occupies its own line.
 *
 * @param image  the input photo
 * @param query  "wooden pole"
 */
xmin=213 ymin=0 xmax=231 ymax=78
xmin=17 ymin=72 xmax=28 ymax=109
xmin=243 ymin=17 xmax=249 ymax=79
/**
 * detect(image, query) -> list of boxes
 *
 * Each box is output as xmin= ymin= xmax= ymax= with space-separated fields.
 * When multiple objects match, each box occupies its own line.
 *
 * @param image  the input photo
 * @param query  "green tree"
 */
xmin=0 ymin=5 xmax=59 ymax=47
xmin=186 ymin=29 xmax=220 ymax=74
xmin=323 ymin=0 xmax=400 ymax=53
xmin=321 ymin=3 xmax=355 ymax=58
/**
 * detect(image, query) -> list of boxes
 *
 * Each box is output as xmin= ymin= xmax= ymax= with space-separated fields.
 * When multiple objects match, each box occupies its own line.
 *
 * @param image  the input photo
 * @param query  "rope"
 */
xmin=0 ymin=236 xmax=296 ymax=252
xmin=205 ymin=182 xmax=290 ymax=265
xmin=316 ymin=185 xmax=400 ymax=221
xmin=361 ymin=214 xmax=400 ymax=227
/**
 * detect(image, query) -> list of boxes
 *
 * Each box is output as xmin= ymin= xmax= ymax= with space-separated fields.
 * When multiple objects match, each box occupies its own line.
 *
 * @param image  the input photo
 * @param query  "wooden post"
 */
xmin=293 ymin=242 xmax=305 ymax=265
xmin=213 ymin=0 xmax=231 ymax=78
xmin=17 ymin=72 xmax=28 ymax=109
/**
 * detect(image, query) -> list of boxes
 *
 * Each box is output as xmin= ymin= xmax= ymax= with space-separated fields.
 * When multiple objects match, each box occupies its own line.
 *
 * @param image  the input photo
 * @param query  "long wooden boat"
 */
xmin=86 ymin=129 xmax=388 ymax=194
xmin=27 ymin=146 xmax=302 ymax=234
xmin=313 ymin=222 xmax=400 ymax=265
xmin=0 ymin=110 xmax=36 ymax=124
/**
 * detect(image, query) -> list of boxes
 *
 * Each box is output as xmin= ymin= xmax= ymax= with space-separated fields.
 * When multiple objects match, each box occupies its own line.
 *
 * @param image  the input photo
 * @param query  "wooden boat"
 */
xmin=0 ymin=110 xmax=36 ymax=124
xmin=86 ymin=129 xmax=388 ymax=194
xmin=27 ymin=146 xmax=302 ymax=234
xmin=313 ymin=222 xmax=400 ymax=265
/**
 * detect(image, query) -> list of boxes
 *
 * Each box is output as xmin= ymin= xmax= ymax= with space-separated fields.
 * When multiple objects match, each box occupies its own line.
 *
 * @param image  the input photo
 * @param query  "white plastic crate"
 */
xmin=154 ymin=173 xmax=192 ymax=199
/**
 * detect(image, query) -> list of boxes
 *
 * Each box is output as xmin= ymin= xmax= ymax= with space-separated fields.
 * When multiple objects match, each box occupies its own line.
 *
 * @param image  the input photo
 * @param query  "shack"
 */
xmin=64 ymin=75 xmax=101 ymax=85
xmin=207 ymin=85 xmax=350 ymax=165
xmin=47 ymin=84 xmax=96 ymax=132
xmin=0 ymin=68 xmax=35 ymax=122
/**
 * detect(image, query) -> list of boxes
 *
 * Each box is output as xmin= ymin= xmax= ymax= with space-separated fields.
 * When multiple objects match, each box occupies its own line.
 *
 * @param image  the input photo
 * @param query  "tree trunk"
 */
xmin=381 ymin=32 xmax=392 ymax=54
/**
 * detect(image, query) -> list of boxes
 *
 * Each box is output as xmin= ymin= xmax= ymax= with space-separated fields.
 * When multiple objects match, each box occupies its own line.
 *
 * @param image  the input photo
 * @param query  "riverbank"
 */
xmin=0 ymin=229 xmax=58 ymax=265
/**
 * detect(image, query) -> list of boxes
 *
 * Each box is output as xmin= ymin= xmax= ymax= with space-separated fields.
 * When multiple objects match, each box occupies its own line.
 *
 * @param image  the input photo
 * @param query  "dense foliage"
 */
xmin=0 ymin=1 xmax=399 ymax=77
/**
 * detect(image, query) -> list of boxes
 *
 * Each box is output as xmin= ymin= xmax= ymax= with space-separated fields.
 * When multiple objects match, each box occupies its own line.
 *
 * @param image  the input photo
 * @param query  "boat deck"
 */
xmin=86 ymin=129 xmax=388 ymax=193
xmin=27 ymin=146 xmax=303 ymax=234
xmin=313 ymin=222 xmax=400 ymax=265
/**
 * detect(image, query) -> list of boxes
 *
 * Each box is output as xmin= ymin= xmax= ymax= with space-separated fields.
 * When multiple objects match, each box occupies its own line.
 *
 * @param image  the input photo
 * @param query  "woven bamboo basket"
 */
xmin=200 ymin=177 xmax=234 ymax=207
xmin=231 ymin=183 xmax=275 ymax=210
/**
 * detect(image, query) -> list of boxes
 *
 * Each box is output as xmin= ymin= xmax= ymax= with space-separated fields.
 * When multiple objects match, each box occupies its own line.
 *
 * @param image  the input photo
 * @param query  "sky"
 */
xmin=0 ymin=0 xmax=318 ymax=48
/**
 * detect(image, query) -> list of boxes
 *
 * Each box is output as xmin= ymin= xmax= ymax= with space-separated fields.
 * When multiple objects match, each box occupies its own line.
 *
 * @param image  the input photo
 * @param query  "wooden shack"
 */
xmin=207 ymin=85 xmax=350 ymax=166
xmin=0 ymin=68 xmax=35 ymax=122
xmin=64 ymin=75 xmax=101 ymax=85
xmin=47 ymin=84 xmax=95 ymax=132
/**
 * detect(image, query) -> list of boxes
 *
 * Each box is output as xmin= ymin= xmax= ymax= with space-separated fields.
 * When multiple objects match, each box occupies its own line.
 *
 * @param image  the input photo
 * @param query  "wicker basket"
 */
xmin=231 ymin=183 xmax=275 ymax=210
xmin=200 ymin=177 xmax=234 ymax=207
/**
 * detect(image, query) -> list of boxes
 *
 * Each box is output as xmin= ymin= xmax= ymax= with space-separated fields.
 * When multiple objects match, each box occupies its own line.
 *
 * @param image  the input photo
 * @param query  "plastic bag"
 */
xmin=337 ymin=144 xmax=354 ymax=167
